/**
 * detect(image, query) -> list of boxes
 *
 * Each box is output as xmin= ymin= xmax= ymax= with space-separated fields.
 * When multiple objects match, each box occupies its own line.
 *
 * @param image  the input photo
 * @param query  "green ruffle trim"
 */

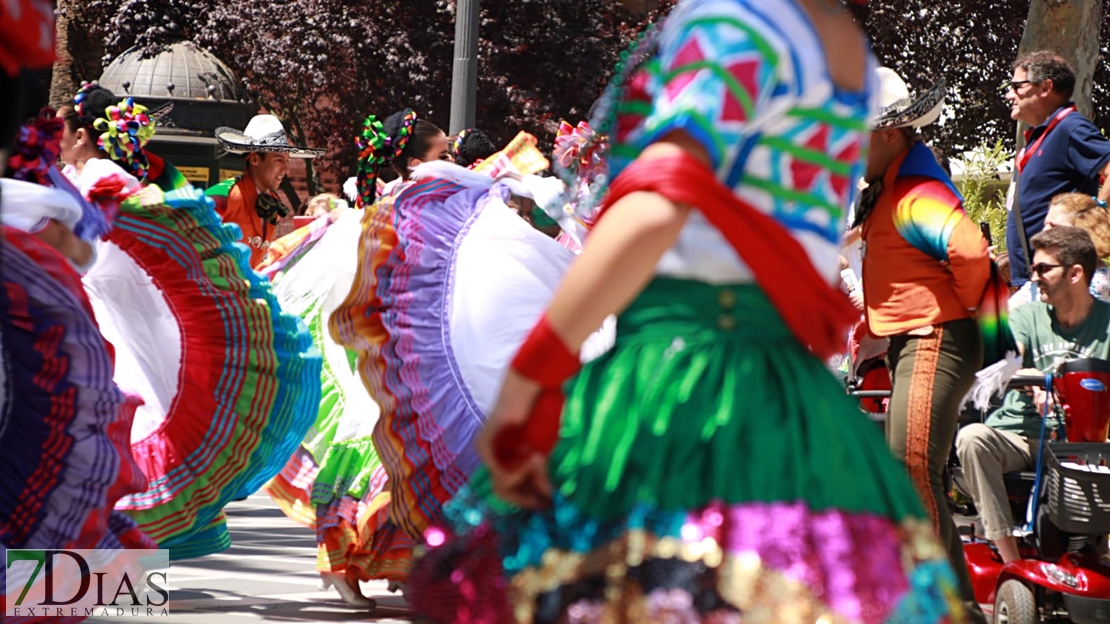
xmin=511 ymin=279 xmax=927 ymax=524
xmin=165 ymin=513 xmax=231 ymax=560
xmin=311 ymin=437 xmax=382 ymax=504
xmin=299 ymin=301 xmax=351 ymax=461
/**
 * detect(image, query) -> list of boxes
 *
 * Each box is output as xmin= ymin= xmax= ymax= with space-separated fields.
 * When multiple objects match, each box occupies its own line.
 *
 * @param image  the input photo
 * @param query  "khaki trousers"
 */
xmin=954 ymin=423 xmax=1035 ymax=540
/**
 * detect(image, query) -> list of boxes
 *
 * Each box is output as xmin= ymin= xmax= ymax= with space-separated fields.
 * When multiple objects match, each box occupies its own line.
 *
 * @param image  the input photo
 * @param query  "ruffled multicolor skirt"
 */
xmin=1 ymin=228 xmax=156 ymax=622
xmin=255 ymin=209 xmax=402 ymax=580
xmin=330 ymin=175 xmax=589 ymax=576
xmin=259 ymin=210 xmax=367 ymax=527
xmin=82 ymin=185 xmax=321 ymax=559
xmin=408 ymin=279 xmax=966 ymax=623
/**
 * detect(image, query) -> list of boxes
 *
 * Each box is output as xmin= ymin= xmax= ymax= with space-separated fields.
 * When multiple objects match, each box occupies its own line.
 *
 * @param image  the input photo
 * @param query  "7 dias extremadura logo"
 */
xmin=5 ymin=549 xmax=170 ymax=618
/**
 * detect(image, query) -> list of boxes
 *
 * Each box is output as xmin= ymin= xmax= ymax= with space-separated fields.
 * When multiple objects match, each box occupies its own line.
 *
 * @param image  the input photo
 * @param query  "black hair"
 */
xmin=56 ymin=85 xmax=118 ymax=164
xmin=379 ymin=110 xmax=444 ymax=182
xmin=452 ymin=129 xmax=496 ymax=167
xmin=58 ymin=85 xmax=120 ymax=134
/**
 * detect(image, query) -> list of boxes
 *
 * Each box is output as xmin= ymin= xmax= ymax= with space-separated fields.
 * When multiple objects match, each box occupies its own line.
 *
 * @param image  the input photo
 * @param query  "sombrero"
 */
xmin=215 ymin=114 xmax=324 ymax=158
xmin=873 ymin=67 xmax=946 ymax=130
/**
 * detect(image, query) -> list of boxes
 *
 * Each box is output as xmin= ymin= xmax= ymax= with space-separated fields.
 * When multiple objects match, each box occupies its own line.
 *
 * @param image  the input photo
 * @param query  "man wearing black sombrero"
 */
xmin=207 ymin=114 xmax=323 ymax=267
xmin=857 ymin=67 xmax=991 ymax=619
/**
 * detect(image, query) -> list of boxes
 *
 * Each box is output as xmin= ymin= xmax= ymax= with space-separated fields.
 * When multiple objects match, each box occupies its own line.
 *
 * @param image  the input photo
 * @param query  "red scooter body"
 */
xmin=964 ymin=359 xmax=1110 ymax=622
xmin=1056 ymin=358 xmax=1110 ymax=443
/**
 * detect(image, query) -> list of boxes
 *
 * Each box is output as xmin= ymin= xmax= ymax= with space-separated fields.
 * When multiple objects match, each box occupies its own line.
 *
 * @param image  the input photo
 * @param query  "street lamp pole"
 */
xmin=449 ymin=0 xmax=480 ymax=134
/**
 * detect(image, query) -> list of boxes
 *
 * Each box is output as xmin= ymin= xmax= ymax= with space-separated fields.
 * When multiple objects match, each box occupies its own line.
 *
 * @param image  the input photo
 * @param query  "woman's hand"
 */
xmin=34 ymin=219 xmax=93 ymax=268
xmin=848 ymin=290 xmax=865 ymax=312
xmin=476 ymin=369 xmax=553 ymax=509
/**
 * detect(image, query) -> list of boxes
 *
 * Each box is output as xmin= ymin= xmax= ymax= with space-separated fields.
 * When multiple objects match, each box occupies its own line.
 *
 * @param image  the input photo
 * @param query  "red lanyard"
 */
xmin=1017 ymin=105 xmax=1076 ymax=172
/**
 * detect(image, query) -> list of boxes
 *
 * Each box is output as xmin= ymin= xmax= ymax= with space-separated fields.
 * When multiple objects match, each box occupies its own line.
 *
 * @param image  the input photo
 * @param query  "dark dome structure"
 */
xmin=98 ymin=43 xmax=257 ymax=188
xmin=99 ymin=42 xmax=255 ymax=135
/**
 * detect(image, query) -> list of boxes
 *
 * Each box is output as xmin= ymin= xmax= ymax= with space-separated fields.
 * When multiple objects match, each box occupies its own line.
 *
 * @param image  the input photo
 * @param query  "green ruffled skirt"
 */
xmin=549 ymin=278 xmax=925 ymax=521
xmin=409 ymin=279 xmax=963 ymax=623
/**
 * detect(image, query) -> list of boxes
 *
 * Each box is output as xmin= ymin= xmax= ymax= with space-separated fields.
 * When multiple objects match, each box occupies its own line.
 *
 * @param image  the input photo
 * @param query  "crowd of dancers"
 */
xmin=5 ymin=0 xmax=1110 ymax=622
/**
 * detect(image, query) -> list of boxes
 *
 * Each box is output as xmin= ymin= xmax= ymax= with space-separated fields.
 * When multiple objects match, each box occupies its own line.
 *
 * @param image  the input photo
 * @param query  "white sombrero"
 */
xmin=215 ymin=114 xmax=324 ymax=158
xmin=873 ymin=67 xmax=946 ymax=130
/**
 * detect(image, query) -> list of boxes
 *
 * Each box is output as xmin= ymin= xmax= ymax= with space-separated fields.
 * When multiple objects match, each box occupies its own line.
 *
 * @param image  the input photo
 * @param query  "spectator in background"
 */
xmin=957 ymin=226 xmax=1110 ymax=564
xmin=1004 ymin=51 xmax=1110 ymax=287
xmin=1042 ymin=193 xmax=1109 ymax=300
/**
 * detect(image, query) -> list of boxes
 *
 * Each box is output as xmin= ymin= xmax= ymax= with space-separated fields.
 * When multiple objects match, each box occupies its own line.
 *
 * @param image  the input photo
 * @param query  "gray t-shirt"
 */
xmin=985 ymin=299 xmax=1110 ymax=438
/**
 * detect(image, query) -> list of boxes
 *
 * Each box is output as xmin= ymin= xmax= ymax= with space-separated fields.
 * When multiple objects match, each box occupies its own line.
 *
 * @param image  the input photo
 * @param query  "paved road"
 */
xmin=89 ymin=494 xmax=412 ymax=623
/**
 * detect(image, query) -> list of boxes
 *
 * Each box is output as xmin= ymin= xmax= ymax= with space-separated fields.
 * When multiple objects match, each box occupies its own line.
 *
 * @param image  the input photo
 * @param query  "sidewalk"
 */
xmin=89 ymin=494 xmax=412 ymax=623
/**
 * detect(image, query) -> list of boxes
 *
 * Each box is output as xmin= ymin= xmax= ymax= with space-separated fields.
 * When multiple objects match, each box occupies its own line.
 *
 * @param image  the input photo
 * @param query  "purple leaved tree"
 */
xmin=848 ymin=0 xmax=1109 ymax=156
xmin=70 ymin=0 xmax=672 ymax=192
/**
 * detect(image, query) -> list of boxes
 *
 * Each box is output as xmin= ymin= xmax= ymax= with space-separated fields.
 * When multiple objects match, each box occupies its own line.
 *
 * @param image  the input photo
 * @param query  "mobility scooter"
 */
xmin=961 ymin=358 xmax=1110 ymax=623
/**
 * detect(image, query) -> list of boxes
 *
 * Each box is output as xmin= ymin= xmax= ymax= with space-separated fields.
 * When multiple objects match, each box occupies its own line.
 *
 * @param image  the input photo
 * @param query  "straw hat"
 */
xmin=215 ymin=114 xmax=323 ymax=158
xmin=873 ymin=67 xmax=946 ymax=130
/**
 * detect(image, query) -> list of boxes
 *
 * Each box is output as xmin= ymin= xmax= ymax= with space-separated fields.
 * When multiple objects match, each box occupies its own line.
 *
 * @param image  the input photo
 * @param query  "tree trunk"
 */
xmin=49 ymin=0 xmax=107 ymax=108
xmin=1017 ymin=0 xmax=1102 ymax=118
xmin=617 ymin=0 xmax=659 ymax=14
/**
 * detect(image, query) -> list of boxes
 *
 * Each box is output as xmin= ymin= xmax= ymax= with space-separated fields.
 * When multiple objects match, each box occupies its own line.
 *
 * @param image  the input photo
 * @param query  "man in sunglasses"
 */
xmin=1004 ymin=51 xmax=1110 ymax=289
xmin=956 ymin=226 xmax=1110 ymax=563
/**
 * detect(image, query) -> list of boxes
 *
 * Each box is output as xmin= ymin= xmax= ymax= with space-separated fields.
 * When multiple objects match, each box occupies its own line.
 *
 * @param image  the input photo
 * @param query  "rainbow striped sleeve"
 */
xmin=891 ymin=179 xmax=965 ymax=262
xmin=894 ymin=177 xmax=991 ymax=310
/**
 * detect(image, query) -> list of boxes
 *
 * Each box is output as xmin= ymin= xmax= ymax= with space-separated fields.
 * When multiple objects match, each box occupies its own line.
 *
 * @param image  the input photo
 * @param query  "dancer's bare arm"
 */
xmin=478 ymin=132 xmax=709 ymax=508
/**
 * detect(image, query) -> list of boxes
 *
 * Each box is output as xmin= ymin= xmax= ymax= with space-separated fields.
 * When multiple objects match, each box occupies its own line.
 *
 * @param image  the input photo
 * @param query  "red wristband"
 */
xmin=511 ymin=313 xmax=580 ymax=388
xmin=492 ymin=389 xmax=564 ymax=470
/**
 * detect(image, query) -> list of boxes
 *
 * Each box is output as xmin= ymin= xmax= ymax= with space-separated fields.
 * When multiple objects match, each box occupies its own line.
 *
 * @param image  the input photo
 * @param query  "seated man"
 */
xmin=956 ymin=225 xmax=1110 ymax=563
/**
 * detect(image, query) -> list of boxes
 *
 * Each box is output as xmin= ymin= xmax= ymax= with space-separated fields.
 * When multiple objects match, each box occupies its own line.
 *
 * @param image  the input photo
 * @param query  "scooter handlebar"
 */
xmin=847 ymin=390 xmax=893 ymax=398
xmin=1008 ymin=375 xmax=1047 ymax=389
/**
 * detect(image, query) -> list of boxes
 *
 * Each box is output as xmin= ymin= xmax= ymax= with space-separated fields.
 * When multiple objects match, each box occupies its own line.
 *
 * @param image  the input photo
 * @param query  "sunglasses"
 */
xmin=1000 ymin=80 xmax=1035 ymax=93
xmin=1030 ymin=262 xmax=1065 ymax=277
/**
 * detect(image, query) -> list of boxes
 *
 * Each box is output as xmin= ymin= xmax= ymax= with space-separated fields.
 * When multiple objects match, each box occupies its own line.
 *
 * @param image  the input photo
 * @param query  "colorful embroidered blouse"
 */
xmin=611 ymin=0 xmax=877 ymax=284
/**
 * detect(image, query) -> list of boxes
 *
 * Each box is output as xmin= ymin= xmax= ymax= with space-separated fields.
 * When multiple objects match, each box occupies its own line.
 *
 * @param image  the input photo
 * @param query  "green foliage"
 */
xmin=953 ymin=139 xmax=1012 ymax=251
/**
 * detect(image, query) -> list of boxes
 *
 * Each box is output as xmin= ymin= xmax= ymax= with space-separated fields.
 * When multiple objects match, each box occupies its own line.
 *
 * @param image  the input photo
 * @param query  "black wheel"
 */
xmin=994 ymin=579 xmax=1038 ymax=624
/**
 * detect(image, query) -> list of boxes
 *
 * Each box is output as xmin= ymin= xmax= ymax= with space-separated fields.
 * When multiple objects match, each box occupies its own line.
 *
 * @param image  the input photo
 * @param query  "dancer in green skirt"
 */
xmin=407 ymin=0 xmax=967 ymax=622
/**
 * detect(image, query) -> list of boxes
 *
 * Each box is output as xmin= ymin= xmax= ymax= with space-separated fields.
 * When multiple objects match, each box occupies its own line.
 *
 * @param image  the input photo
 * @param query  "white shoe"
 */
xmin=320 ymin=572 xmax=376 ymax=608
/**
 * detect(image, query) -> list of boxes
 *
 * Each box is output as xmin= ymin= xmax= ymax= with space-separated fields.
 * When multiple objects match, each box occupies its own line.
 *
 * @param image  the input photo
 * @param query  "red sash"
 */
xmin=493 ymin=153 xmax=859 ymax=466
xmin=1017 ymin=105 xmax=1075 ymax=173
xmin=598 ymin=152 xmax=857 ymax=360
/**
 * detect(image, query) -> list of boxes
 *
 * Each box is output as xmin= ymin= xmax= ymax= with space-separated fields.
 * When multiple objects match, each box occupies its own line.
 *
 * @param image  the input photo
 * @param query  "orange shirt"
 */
xmin=861 ymin=145 xmax=991 ymax=336
xmin=207 ymin=174 xmax=282 ymax=268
